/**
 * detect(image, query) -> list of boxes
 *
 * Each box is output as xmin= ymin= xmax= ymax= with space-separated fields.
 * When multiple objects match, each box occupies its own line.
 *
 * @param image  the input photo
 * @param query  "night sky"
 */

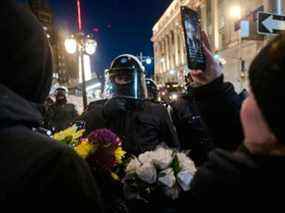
xmin=17 ymin=0 xmax=173 ymax=79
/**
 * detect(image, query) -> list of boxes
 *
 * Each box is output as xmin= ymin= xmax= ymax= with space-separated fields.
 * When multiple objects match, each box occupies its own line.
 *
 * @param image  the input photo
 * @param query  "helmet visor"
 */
xmin=103 ymin=69 xmax=148 ymax=99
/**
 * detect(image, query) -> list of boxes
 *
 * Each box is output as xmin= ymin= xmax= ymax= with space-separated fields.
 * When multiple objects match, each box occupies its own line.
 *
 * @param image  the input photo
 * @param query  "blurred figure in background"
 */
xmin=44 ymin=86 xmax=78 ymax=132
xmin=146 ymin=78 xmax=159 ymax=102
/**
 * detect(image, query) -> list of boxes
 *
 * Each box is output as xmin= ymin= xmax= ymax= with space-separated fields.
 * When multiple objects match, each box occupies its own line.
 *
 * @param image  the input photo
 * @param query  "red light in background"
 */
xmin=77 ymin=0 xmax=82 ymax=32
xmin=93 ymin=28 xmax=100 ymax=32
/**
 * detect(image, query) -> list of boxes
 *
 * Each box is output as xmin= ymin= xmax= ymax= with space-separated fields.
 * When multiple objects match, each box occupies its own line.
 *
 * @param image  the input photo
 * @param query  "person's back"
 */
xmin=0 ymin=1 xmax=103 ymax=209
xmin=185 ymin=147 xmax=285 ymax=209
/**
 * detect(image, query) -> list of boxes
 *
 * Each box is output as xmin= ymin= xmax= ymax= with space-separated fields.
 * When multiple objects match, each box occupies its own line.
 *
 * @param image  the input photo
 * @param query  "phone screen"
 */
xmin=181 ymin=6 xmax=206 ymax=70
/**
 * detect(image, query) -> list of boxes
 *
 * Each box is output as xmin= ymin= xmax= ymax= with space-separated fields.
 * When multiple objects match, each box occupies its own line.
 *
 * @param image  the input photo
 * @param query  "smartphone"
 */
xmin=181 ymin=6 xmax=206 ymax=71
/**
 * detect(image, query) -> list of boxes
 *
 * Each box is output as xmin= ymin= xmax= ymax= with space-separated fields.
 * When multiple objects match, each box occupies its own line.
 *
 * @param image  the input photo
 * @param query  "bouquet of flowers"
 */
xmin=123 ymin=146 xmax=196 ymax=201
xmin=53 ymin=125 xmax=126 ymax=178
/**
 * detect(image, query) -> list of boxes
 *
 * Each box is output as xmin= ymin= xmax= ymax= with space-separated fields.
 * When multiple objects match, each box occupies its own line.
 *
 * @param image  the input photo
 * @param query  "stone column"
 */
xmin=264 ymin=0 xmax=285 ymax=14
xmin=167 ymin=34 xmax=172 ymax=70
xmin=175 ymin=31 xmax=180 ymax=67
xmin=162 ymin=38 xmax=167 ymax=73
xmin=212 ymin=0 xmax=219 ymax=50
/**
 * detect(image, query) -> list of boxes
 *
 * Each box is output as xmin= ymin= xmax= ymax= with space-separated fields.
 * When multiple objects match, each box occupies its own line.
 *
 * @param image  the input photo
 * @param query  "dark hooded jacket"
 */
xmin=0 ymin=1 xmax=104 ymax=209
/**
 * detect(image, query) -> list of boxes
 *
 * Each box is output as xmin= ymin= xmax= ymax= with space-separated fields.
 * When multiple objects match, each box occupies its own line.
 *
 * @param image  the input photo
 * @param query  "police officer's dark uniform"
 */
xmin=80 ymin=54 xmax=180 ymax=156
xmin=44 ymin=87 xmax=78 ymax=132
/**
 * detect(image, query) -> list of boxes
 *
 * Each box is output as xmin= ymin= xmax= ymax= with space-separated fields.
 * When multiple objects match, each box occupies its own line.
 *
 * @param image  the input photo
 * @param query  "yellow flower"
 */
xmin=53 ymin=125 xmax=85 ymax=144
xmin=73 ymin=129 xmax=85 ymax=140
xmin=115 ymin=147 xmax=126 ymax=164
xmin=111 ymin=172 xmax=120 ymax=181
xmin=53 ymin=126 xmax=77 ymax=141
xmin=74 ymin=140 xmax=95 ymax=159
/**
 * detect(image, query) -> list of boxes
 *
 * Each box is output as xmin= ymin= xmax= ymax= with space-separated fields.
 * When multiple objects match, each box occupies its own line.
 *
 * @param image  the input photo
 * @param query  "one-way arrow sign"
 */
xmin=258 ymin=12 xmax=285 ymax=35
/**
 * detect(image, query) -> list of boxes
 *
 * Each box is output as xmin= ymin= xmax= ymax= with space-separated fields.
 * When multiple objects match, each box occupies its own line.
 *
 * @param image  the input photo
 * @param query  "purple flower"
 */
xmin=87 ymin=129 xmax=122 ymax=170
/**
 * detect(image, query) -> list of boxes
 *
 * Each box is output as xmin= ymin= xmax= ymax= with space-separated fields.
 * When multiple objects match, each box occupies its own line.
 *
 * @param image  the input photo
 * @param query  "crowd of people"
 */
xmin=1 ymin=0 xmax=285 ymax=211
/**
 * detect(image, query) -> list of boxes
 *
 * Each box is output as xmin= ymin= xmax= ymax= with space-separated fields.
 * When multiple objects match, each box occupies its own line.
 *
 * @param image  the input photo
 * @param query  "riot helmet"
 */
xmin=103 ymin=54 xmax=148 ymax=99
xmin=54 ymin=86 xmax=68 ymax=104
xmin=146 ymin=78 xmax=158 ymax=101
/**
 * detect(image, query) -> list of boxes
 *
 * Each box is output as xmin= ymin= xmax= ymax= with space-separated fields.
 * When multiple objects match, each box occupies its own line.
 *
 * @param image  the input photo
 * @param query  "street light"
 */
xmin=65 ymin=33 xmax=97 ymax=109
xmin=229 ymin=5 xmax=241 ymax=19
xmin=146 ymin=57 xmax=152 ymax=65
xmin=169 ymin=70 xmax=176 ymax=75
xmin=65 ymin=36 xmax=77 ymax=54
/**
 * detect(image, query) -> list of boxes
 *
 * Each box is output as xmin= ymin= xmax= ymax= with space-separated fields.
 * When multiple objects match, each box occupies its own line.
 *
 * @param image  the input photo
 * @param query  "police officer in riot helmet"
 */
xmin=44 ymin=86 xmax=79 ymax=132
xmin=146 ymin=78 xmax=159 ymax=102
xmin=104 ymin=55 xmax=148 ymax=99
xmin=79 ymin=54 xmax=180 ymax=156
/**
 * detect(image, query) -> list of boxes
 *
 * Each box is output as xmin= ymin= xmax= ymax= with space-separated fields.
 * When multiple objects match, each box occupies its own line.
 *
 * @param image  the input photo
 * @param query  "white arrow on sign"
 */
xmin=262 ymin=15 xmax=285 ymax=33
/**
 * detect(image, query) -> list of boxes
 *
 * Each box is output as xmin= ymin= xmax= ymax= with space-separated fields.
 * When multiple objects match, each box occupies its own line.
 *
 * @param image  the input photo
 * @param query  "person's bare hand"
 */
xmin=190 ymin=31 xmax=223 ymax=86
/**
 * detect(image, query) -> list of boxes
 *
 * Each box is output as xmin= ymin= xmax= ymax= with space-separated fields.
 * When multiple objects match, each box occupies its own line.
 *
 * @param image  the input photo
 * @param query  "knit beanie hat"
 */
xmin=249 ymin=35 xmax=285 ymax=142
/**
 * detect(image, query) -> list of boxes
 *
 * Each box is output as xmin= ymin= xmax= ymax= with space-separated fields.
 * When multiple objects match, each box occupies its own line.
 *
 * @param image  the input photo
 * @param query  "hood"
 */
xmin=0 ymin=0 xmax=53 ymax=104
xmin=0 ymin=84 xmax=42 ymax=129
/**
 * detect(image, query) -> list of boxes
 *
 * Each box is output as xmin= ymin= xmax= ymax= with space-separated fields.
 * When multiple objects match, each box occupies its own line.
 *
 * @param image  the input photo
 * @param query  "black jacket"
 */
xmin=171 ymin=93 xmax=213 ymax=165
xmin=44 ymin=102 xmax=79 ymax=132
xmin=79 ymin=97 xmax=180 ymax=156
xmin=185 ymin=147 xmax=285 ymax=209
xmin=192 ymin=76 xmax=244 ymax=150
xmin=0 ymin=85 xmax=104 ymax=209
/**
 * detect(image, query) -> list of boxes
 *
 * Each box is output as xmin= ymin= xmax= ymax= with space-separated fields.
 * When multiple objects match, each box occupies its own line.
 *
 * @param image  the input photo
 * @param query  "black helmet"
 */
xmin=146 ymin=78 xmax=158 ymax=101
xmin=103 ymin=54 xmax=148 ymax=99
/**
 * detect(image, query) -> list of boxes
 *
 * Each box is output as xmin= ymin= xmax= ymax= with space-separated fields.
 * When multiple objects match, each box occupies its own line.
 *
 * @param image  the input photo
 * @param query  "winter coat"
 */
xmin=44 ymin=102 xmax=78 ymax=132
xmin=183 ymin=146 xmax=285 ymax=209
xmin=0 ymin=85 xmax=104 ymax=209
xmin=192 ymin=76 xmax=244 ymax=150
xmin=171 ymin=93 xmax=213 ymax=165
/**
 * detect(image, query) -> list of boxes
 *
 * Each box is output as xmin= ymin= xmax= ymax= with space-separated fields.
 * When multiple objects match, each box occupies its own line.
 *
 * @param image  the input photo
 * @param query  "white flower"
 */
xmin=138 ymin=151 xmax=154 ymax=164
xmin=176 ymin=152 xmax=197 ymax=174
xmin=126 ymin=158 xmax=141 ymax=173
xmin=136 ymin=162 xmax=157 ymax=184
xmin=158 ymin=168 xmax=176 ymax=188
xmin=177 ymin=170 xmax=194 ymax=191
xmin=152 ymin=147 xmax=174 ymax=170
